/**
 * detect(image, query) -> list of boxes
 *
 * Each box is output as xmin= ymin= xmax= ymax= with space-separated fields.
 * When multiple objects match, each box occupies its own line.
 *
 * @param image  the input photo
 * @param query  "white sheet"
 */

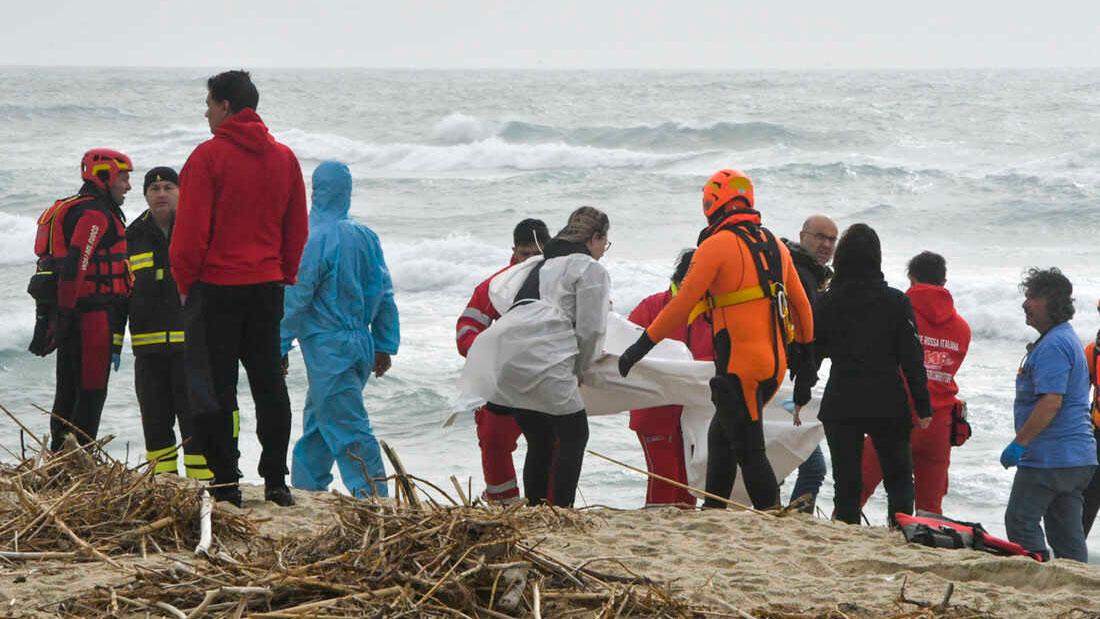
xmin=453 ymin=311 xmax=824 ymax=505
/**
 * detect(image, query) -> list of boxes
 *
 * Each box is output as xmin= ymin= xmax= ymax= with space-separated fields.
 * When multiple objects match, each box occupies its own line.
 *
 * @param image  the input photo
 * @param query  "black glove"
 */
xmin=618 ymin=332 xmax=657 ymax=378
xmin=28 ymin=304 xmax=56 ymax=357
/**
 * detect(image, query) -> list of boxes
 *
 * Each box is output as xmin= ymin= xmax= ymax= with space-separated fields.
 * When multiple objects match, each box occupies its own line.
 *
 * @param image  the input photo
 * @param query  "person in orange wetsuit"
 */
xmin=619 ymin=169 xmax=816 ymax=509
xmin=456 ymin=219 xmax=551 ymax=504
xmin=627 ymin=250 xmax=713 ymax=507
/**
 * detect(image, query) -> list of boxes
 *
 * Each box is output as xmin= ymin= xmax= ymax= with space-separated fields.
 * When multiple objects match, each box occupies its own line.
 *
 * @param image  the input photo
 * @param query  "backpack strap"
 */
xmin=509 ymin=260 xmax=547 ymax=312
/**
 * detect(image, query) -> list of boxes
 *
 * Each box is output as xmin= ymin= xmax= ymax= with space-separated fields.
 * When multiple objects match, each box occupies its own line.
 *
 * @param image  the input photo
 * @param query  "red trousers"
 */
xmin=860 ymin=409 xmax=952 ymax=514
xmin=631 ymin=405 xmax=696 ymax=507
xmin=475 ymin=406 xmax=522 ymax=501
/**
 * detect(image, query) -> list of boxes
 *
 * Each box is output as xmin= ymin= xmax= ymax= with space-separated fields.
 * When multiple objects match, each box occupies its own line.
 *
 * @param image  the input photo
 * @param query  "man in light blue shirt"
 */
xmin=1002 ymin=268 xmax=1097 ymax=562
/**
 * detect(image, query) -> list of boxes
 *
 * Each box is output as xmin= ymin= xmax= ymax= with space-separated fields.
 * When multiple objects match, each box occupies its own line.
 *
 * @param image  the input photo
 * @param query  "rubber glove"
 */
xmin=1000 ymin=441 xmax=1026 ymax=468
xmin=618 ymin=332 xmax=657 ymax=378
xmin=111 ymin=353 xmax=121 ymax=372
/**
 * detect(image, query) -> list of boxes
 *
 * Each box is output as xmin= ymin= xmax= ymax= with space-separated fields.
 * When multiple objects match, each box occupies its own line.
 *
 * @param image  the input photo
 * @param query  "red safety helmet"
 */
xmin=702 ymin=169 xmax=754 ymax=218
xmin=81 ymin=148 xmax=133 ymax=192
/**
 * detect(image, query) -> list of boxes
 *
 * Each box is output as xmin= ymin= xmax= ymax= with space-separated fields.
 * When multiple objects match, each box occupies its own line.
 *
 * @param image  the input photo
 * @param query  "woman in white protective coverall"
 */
xmin=473 ymin=206 xmax=611 ymax=507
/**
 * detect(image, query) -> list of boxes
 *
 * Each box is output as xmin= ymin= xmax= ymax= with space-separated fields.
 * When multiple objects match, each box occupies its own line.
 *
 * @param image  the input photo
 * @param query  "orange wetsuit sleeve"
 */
xmin=778 ymin=242 xmax=813 ymax=343
xmin=1087 ymin=343 xmax=1096 ymax=379
xmin=646 ymin=242 xmax=720 ymax=343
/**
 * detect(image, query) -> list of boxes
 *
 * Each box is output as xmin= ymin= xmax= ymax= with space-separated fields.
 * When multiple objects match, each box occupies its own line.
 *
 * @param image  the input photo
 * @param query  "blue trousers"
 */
xmin=1005 ymin=465 xmax=1095 ymax=562
xmin=791 ymin=444 xmax=827 ymax=509
xmin=291 ymin=347 xmax=388 ymax=498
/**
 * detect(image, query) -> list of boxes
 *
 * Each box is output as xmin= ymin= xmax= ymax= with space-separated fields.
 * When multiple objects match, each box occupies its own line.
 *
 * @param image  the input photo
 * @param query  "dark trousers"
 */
xmin=183 ymin=282 xmax=290 ymax=486
xmin=704 ymin=374 xmax=779 ymax=509
xmin=824 ymin=417 xmax=913 ymax=525
xmin=1083 ymin=427 xmax=1100 ymax=536
xmin=50 ymin=309 xmax=111 ymax=451
xmin=511 ymin=409 xmax=588 ymax=507
xmin=135 ymin=353 xmax=210 ymax=479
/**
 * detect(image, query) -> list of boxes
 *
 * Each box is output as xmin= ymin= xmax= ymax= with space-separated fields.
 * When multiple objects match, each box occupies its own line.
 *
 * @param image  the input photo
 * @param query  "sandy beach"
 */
xmin=3 ymin=480 xmax=1098 ymax=618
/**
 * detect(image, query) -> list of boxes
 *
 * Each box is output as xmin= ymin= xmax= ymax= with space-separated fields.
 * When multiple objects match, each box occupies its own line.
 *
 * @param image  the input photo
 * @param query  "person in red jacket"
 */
xmin=171 ymin=70 xmax=308 ymax=508
xmin=860 ymin=251 xmax=971 ymax=514
xmin=36 ymin=149 xmax=133 ymax=451
xmin=627 ymin=250 xmax=714 ymax=506
xmin=457 ymin=219 xmax=550 ymax=503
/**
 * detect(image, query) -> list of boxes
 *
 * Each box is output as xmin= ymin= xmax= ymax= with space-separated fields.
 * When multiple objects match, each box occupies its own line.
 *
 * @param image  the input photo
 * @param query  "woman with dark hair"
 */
xmin=813 ymin=223 xmax=932 ymax=525
xmin=473 ymin=206 xmax=612 ymax=507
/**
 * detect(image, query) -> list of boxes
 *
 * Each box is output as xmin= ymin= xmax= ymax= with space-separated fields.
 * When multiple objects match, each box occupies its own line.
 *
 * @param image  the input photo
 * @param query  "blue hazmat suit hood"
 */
xmin=310 ymin=161 xmax=353 ymax=225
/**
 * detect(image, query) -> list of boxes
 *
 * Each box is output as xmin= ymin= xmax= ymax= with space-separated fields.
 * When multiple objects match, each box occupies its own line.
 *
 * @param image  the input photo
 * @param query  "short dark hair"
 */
xmin=907 ymin=251 xmax=947 ymax=286
xmin=1020 ymin=267 xmax=1075 ymax=325
xmin=513 ymin=218 xmax=550 ymax=248
xmin=207 ymin=70 xmax=259 ymax=113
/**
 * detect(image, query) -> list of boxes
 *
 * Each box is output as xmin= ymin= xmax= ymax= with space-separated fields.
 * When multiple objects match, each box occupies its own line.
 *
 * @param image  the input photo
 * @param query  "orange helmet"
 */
xmin=81 ymin=148 xmax=133 ymax=192
xmin=702 ymin=169 xmax=754 ymax=218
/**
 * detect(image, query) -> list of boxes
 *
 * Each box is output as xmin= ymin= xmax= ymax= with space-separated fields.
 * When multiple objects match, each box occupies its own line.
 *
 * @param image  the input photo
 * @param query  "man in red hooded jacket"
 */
xmin=627 ymin=250 xmax=714 ymax=506
xmin=860 ymin=251 xmax=970 ymax=514
xmin=457 ymin=219 xmax=550 ymax=503
xmin=171 ymin=70 xmax=308 ymax=507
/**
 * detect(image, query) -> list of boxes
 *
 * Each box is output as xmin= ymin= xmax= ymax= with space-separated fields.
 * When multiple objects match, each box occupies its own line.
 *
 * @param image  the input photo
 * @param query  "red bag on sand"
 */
xmin=896 ymin=512 xmax=1044 ymax=561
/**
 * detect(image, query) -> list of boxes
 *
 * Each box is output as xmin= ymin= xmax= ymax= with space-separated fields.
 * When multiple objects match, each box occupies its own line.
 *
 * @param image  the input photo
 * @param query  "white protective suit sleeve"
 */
xmin=573 ymin=261 xmax=611 ymax=377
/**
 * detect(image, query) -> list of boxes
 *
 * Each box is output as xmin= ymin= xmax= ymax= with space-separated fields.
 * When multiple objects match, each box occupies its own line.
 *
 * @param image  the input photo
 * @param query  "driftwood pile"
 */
xmin=61 ymin=497 xmax=702 ymax=618
xmin=0 ymin=430 xmax=254 ymax=566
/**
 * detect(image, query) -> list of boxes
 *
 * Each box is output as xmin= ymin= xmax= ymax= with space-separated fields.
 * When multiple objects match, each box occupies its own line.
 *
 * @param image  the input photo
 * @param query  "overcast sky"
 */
xmin=3 ymin=1 xmax=1098 ymax=69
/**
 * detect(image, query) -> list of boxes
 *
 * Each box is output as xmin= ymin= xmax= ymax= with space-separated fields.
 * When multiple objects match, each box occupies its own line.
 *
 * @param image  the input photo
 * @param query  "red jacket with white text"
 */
xmin=907 ymin=283 xmax=970 ymax=414
xmin=170 ymin=108 xmax=308 ymax=295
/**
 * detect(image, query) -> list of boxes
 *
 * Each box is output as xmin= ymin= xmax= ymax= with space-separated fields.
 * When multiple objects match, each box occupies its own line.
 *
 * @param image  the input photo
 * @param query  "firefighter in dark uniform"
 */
xmin=125 ymin=167 xmax=211 ymax=479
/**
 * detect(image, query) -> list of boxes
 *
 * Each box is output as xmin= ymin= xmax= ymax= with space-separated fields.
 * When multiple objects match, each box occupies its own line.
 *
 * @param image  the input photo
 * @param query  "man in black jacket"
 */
xmin=782 ymin=214 xmax=837 ymax=513
xmin=126 ymin=167 xmax=212 ymax=480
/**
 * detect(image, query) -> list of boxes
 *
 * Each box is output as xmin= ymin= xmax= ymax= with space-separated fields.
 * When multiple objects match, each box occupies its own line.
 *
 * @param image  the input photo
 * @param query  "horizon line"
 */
xmin=2 ymin=64 xmax=1099 ymax=72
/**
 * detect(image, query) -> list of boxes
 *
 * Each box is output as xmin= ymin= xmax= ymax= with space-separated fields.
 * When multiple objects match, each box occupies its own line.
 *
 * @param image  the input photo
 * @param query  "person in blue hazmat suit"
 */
xmin=280 ymin=161 xmax=400 ymax=498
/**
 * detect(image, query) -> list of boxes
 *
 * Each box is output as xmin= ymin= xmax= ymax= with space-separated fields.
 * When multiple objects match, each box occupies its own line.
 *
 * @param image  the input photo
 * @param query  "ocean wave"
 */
xmin=981 ymin=172 xmax=1094 ymax=202
xmin=759 ymin=161 xmax=947 ymax=181
xmin=385 ymin=234 xmax=510 ymax=294
xmin=278 ymin=129 xmax=691 ymax=171
xmin=0 ymin=103 xmax=138 ymax=121
xmin=0 ymin=212 xmax=37 ymax=266
xmin=950 ymin=277 xmax=1100 ymax=344
xmin=429 ymin=112 xmax=839 ymax=152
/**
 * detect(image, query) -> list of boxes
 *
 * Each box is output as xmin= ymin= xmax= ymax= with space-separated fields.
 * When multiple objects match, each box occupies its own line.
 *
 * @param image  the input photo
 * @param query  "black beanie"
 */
xmin=143 ymin=166 xmax=179 ymax=194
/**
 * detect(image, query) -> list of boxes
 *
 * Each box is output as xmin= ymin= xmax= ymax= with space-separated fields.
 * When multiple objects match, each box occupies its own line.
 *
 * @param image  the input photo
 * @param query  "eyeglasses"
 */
xmin=604 ymin=240 xmax=612 ymax=251
xmin=802 ymin=231 xmax=838 ymax=244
